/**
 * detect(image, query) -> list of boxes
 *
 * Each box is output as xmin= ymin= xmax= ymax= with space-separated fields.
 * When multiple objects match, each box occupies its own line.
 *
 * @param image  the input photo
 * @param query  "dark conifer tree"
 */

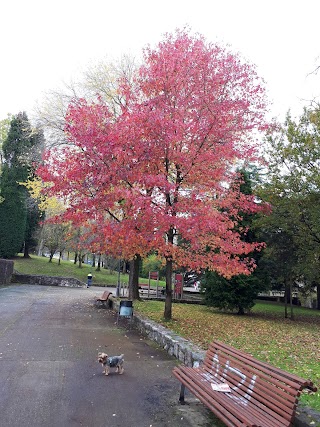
xmin=203 ymin=169 xmax=268 ymax=314
xmin=0 ymin=112 xmax=43 ymax=258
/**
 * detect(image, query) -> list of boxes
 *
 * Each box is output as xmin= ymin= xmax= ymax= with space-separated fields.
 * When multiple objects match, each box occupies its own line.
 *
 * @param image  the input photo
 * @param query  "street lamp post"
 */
xmin=116 ymin=259 xmax=121 ymax=297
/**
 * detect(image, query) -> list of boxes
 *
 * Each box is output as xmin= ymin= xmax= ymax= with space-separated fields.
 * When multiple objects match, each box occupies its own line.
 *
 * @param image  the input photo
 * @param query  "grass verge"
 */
xmin=12 ymin=254 xmax=127 ymax=286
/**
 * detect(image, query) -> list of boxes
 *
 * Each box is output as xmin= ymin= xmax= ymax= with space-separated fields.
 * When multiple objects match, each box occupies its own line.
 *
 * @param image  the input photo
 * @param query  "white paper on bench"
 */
xmin=211 ymin=383 xmax=232 ymax=392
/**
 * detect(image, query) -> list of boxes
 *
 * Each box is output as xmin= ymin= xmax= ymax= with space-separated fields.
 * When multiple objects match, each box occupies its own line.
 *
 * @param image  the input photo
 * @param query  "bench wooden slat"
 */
xmin=173 ymin=367 xmax=289 ymax=427
xmin=206 ymin=344 xmax=302 ymax=392
xmin=209 ymin=341 xmax=316 ymax=391
xmin=172 ymin=340 xmax=316 ymax=427
xmin=176 ymin=366 xmax=269 ymax=427
xmin=203 ymin=355 xmax=298 ymax=412
xmin=173 ymin=368 xmax=253 ymax=427
xmin=205 ymin=342 xmax=303 ymax=425
xmin=204 ymin=352 xmax=301 ymax=404
xmin=201 ymin=359 xmax=297 ymax=423
xmin=173 ymin=367 xmax=259 ymax=427
xmin=96 ymin=291 xmax=112 ymax=301
xmin=175 ymin=365 xmax=292 ymax=427
xmin=205 ymin=346 xmax=301 ymax=400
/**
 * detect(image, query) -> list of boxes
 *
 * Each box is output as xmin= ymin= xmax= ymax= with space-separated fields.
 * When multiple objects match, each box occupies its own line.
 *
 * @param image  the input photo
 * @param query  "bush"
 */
xmin=203 ymin=271 xmax=263 ymax=315
xmin=141 ymin=254 xmax=166 ymax=279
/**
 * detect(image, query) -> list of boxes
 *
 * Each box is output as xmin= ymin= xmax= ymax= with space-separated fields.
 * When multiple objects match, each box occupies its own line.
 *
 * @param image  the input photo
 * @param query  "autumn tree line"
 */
xmin=0 ymin=29 xmax=319 ymax=318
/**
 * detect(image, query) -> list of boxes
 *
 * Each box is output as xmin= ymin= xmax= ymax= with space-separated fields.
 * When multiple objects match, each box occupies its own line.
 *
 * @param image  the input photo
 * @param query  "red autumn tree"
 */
xmin=38 ymin=100 xmax=154 ymax=298
xmin=114 ymin=29 xmax=269 ymax=318
xmin=38 ymin=28 xmax=269 ymax=320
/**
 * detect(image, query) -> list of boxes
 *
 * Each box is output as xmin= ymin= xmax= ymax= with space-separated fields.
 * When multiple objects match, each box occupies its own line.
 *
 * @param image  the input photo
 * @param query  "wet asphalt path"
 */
xmin=0 ymin=285 xmax=216 ymax=427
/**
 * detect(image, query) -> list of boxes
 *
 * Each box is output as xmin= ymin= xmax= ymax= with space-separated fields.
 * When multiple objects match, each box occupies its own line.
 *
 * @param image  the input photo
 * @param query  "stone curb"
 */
xmin=133 ymin=314 xmax=206 ymax=367
xmin=109 ymin=296 xmax=205 ymax=367
xmin=12 ymin=273 xmax=86 ymax=288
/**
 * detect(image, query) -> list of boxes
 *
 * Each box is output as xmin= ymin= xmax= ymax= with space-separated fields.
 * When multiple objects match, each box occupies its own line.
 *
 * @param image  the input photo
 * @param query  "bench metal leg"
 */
xmin=179 ymin=383 xmax=186 ymax=404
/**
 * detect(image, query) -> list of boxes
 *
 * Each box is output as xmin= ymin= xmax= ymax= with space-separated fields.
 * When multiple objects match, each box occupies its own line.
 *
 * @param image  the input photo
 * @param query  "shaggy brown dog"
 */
xmin=98 ymin=352 xmax=124 ymax=376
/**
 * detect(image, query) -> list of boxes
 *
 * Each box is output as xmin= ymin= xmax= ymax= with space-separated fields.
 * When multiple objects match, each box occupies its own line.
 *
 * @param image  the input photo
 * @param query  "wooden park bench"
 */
xmin=139 ymin=284 xmax=165 ymax=297
xmin=95 ymin=291 xmax=113 ymax=308
xmin=172 ymin=340 xmax=317 ymax=427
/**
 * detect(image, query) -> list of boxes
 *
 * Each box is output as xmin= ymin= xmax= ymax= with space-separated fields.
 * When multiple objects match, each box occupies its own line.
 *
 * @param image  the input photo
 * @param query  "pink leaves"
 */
xmin=38 ymin=28 xmax=269 ymax=277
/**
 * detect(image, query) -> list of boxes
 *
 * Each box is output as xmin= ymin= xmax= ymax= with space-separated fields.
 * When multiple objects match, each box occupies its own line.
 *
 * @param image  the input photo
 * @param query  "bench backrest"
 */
xmin=202 ymin=341 xmax=314 ymax=426
xmin=98 ymin=291 xmax=112 ymax=300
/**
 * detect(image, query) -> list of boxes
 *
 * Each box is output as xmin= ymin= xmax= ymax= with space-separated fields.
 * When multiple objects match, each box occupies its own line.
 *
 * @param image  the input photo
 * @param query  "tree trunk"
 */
xmin=237 ymin=306 xmax=245 ymax=315
xmin=37 ymin=239 xmax=44 ymax=256
xmin=317 ymin=283 xmax=320 ymax=310
xmin=23 ymin=241 xmax=30 ymax=258
xmin=284 ymin=281 xmax=288 ymax=319
xmin=164 ymin=257 xmax=173 ymax=320
xmin=92 ymin=253 xmax=96 ymax=268
xmin=164 ymin=227 xmax=174 ymax=320
xmin=289 ymin=281 xmax=294 ymax=320
xmin=95 ymin=253 xmax=101 ymax=272
xmin=129 ymin=255 xmax=141 ymax=300
xmin=284 ymin=280 xmax=294 ymax=319
xmin=122 ymin=260 xmax=127 ymax=274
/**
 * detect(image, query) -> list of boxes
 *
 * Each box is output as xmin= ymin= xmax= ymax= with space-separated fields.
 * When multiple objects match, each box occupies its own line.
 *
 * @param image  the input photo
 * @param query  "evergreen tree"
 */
xmin=23 ymin=128 xmax=44 ymax=258
xmin=0 ymin=112 xmax=43 ymax=258
xmin=203 ymin=169 xmax=268 ymax=314
xmin=23 ymin=197 xmax=43 ymax=258
xmin=0 ymin=115 xmax=12 ymax=170
xmin=258 ymin=107 xmax=320 ymax=310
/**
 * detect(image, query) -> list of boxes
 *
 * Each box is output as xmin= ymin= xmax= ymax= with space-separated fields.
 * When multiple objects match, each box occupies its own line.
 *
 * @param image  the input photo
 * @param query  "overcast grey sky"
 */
xmin=1 ymin=0 xmax=319 ymax=121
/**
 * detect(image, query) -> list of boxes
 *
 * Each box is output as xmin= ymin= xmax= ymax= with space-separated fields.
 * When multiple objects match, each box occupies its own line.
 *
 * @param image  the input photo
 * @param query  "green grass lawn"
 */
xmin=13 ymin=254 xmax=127 ymax=286
xmin=12 ymin=254 xmax=165 ymax=288
xmin=134 ymin=300 xmax=320 ymax=411
xmin=10 ymin=254 xmax=320 ymax=411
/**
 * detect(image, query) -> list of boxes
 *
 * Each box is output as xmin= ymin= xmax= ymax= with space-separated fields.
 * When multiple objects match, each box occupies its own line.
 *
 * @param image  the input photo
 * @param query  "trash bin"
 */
xmin=117 ymin=300 xmax=133 ymax=323
xmin=119 ymin=300 xmax=133 ymax=316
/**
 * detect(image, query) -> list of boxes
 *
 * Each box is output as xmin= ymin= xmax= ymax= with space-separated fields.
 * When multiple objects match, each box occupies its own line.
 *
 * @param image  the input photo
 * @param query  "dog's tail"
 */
xmin=120 ymin=354 xmax=124 ymax=359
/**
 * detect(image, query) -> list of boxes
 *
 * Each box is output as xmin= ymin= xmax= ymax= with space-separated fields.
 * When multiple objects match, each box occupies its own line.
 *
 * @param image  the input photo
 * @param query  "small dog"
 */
xmin=98 ymin=352 xmax=124 ymax=376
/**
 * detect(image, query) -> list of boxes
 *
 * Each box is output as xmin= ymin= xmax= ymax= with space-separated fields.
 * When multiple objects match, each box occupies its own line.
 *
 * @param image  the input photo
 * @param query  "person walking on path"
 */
xmin=87 ymin=272 xmax=93 ymax=288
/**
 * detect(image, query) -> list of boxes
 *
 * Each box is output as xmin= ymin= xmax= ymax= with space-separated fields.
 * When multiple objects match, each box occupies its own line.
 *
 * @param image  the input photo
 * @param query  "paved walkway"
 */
xmin=0 ymin=284 xmax=218 ymax=427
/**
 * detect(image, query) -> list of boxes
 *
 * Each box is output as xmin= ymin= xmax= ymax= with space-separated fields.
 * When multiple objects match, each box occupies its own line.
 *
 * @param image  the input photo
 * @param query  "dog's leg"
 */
xmin=104 ymin=366 xmax=109 ymax=376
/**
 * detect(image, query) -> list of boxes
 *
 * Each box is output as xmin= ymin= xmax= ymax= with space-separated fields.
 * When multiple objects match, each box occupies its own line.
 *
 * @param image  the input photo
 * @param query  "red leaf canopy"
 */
xmin=38 ymin=28 xmax=269 ymax=277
